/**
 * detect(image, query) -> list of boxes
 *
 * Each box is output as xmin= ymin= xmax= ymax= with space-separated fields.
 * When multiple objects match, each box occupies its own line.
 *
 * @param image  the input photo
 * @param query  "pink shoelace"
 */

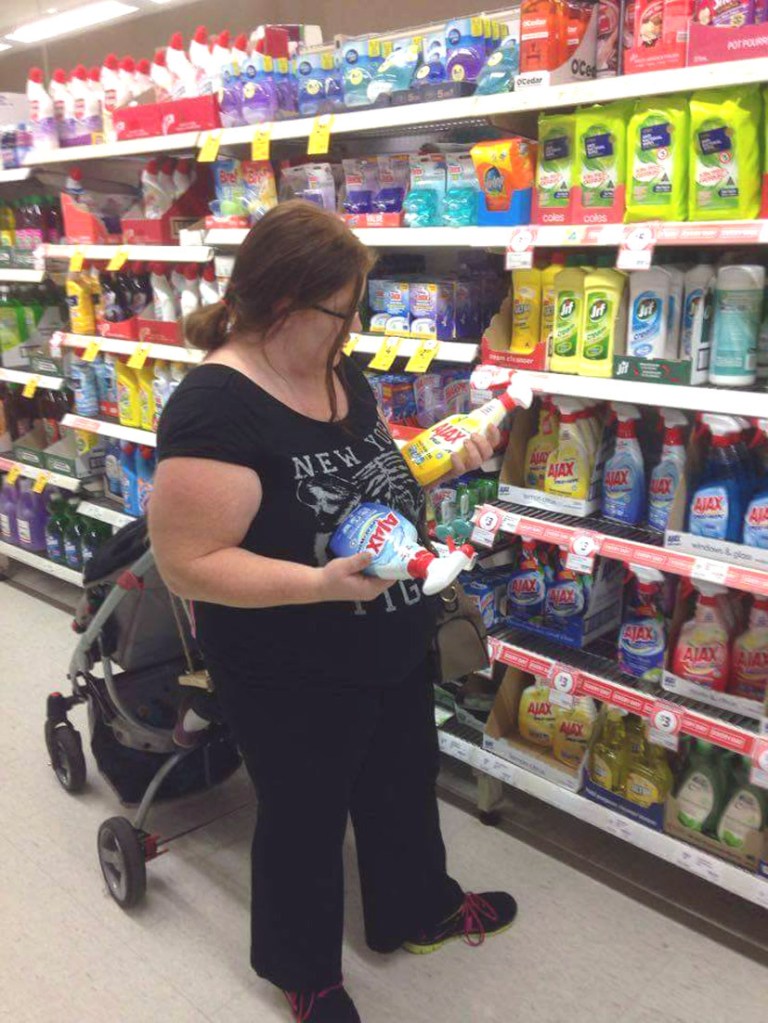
xmin=284 ymin=981 xmax=343 ymax=1023
xmin=457 ymin=892 xmax=499 ymax=947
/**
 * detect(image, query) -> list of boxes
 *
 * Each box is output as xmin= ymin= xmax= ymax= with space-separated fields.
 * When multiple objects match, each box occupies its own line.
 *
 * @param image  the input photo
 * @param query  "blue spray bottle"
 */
xmin=687 ymin=415 xmax=744 ymax=542
xmin=602 ymin=403 xmax=646 ymax=526
xmin=120 ymin=442 xmax=140 ymax=517
xmin=743 ymin=418 xmax=768 ymax=548
xmin=136 ymin=445 xmax=155 ymax=515
xmin=507 ymin=537 xmax=546 ymax=622
xmin=647 ymin=408 xmax=688 ymax=533
xmin=618 ymin=566 xmax=667 ymax=683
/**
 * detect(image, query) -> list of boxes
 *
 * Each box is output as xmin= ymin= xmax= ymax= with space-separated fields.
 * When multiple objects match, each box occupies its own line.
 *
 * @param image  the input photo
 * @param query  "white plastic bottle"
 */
xmin=150 ymin=48 xmax=173 ymax=103
xmin=133 ymin=58 xmax=153 ymax=99
xmin=118 ymin=56 xmax=136 ymax=103
xmin=172 ymin=158 xmax=194 ymax=200
xmin=682 ymin=264 xmax=714 ymax=362
xmin=665 ymin=267 xmax=684 ymax=360
xmin=210 ymin=30 xmax=233 ymax=94
xmin=150 ymin=264 xmax=177 ymax=322
xmin=152 ymin=360 xmax=172 ymax=429
xmin=168 ymin=362 xmax=187 ymax=398
xmin=647 ymin=408 xmax=687 ymax=532
xmin=710 ymin=265 xmax=766 ymax=387
xmin=101 ymin=53 xmax=127 ymax=141
xmin=232 ymin=33 xmax=250 ymax=67
xmin=170 ymin=264 xmax=186 ymax=309
xmin=157 ymin=160 xmax=177 ymax=212
xmin=65 ymin=165 xmax=84 ymax=201
xmin=69 ymin=65 xmax=94 ymax=140
xmin=189 ymin=26 xmax=212 ymax=90
xmin=166 ymin=32 xmax=198 ymax=98
xmin=628 ymin=268 xmax=670 ymax=360
xmin=49 ymin=68 xmax=70 ymax=141
xmin=199 ymin=264 xmax=220 ymax=306
xmin=26 ymin=68 xmax=59 ymax=152
xmin=180 ymin=265 xmax=201 ymax=317
xmin=141 ymin=159 xmax=163 ymax=218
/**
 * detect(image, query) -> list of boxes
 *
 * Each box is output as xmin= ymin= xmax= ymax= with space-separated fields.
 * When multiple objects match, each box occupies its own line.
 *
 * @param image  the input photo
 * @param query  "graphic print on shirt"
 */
xmin=293 ymin=418 xmax=425 ymax=614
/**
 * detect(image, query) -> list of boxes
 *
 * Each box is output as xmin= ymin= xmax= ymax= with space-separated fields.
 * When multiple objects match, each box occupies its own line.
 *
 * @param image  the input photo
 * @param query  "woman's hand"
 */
xmin=316 ymin=552 xmax=395 ymax=603
xmin=449 ymin=424 xmax=501 ymax=479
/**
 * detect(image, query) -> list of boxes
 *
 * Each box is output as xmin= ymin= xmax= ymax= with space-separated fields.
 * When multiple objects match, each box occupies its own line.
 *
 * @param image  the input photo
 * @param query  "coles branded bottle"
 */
xmin=647 ymin=408 xmax=687 ymax=533
xmin=518 ymin=676 xmax=556 ymax=748
xmin=507 ymin=538 xmax=547 ymax=620
xmin=687 ymin=415 xmax=744 ymax=542
xmin=151 ymin=48 xmax=173 ymax=103
xmin=730 ymin=597 xmax=768 ymax=701
xmin=672 ymin=582 xmax=730 ymax=692
xmin=199 ymin=263 xmax=220 ymax=306
xmin=602 ymin=402 xmax=645 ymax=526
xmin=618 ymin=566 xmax=666 ymax=683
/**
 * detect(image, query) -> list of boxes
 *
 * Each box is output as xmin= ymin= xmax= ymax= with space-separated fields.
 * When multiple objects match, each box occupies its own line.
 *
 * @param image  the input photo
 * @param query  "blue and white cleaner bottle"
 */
xmin=602 ymin=403 xmax=646 ymax=526
xmin=665 ymin=267 xmax=684 ymax=360
xmin=648 ymin=408 xmax=687 ymax=533
xmin=329 ymin=502 xmax=473 ymax=596
xmin=709 ymin=264 xmax=765 ymax=388
xmin=682 ymin=264 xmax=715 ymax=362
xmin=687 ymin=415 xmax=744 ymax=542
xmin=618 ymin=565 xmax=666 ymax=684
xmin=743 ymin=419 xmax=768 ymax=549
xmin=627 ymin=268 xmax=670 ymax=360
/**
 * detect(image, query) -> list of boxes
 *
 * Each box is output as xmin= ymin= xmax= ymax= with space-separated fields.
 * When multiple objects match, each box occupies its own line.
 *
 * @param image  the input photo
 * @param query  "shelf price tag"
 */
xmin=69 ymin=248 xmax=85 ymax=272
xmin=547 ymin=664 xmax=580 ymax=709
xmin=405 ymin=338 xmax=439 ymax=374
xmin=505 ymin=227 xmax=536 ymax=270
xmin=308 ymin=114 xmax=334 ymax=156
xmin=106 ymin=246 xmax=129 ymax=272
xmin=82 ymin=338 xmax=102 ymax=362
xmin=251 ymin=123 xmax=273 ymax=162
xmin=22 ymin=375 xmax=40 ymax=398
xmin=647 ymin=701 xmax=683 ymax=752
xmin=750 ymin=737 xmax=768 ymax=790
xmin=198 ymin=129 xmax=222 ymax=163
xmin=566 ymin=530 xmax=602 ymax=574
xmin=691 ymin=557 xmax=729 ymax=586
xmin=127 ymin=342 xmax=152 ymax=370
xmin=5 ymin=465 xmax=21 ymax=485
xmin=32 ymin=471 xmax=50 ymax=494
xmin=470 ymin=505 xmax=503 ymax=549
xmin=617 ymin=224 xmax=657 ymax=271
xmin=368 ymin=336 xmax=402 ymax=372
xmin=342 ymin=334 xmax=359 ymax=356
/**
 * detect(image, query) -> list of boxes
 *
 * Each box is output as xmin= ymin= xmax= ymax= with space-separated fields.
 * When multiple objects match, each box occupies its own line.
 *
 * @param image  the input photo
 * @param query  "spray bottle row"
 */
xmin=71 ymin=354 xmax=188 ymax=431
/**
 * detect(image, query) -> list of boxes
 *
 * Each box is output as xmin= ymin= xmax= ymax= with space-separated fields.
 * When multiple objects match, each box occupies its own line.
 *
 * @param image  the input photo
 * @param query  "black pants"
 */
xmin=212 ymin=656 xmax=463 ymax=991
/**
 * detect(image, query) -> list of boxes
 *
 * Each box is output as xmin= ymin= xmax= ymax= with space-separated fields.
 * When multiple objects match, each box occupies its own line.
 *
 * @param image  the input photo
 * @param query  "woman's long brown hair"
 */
xmin=185 ymin=200 xmax=376 ymax=421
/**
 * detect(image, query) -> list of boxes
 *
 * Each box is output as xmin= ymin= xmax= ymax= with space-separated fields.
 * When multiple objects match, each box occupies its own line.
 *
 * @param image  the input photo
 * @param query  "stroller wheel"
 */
xmin=46 ymin=724 xmax=86 ymax=794
xmin=98 ymin=817 xmax=147 ymax=909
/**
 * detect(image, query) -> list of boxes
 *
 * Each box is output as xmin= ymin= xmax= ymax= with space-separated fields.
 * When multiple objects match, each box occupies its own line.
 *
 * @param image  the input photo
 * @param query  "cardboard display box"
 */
xmin=583 ymin=769 xmax=666 ymax=831
xmin=483 ymin=666 xmax=585 ymax=792
xmin=114 ymin=94 xmax=221 ymax=141
xmin=121 ymin=166 xmax=212 ymax=246
xmin=515 ymin=6 xmax=598 ymax=89
xmin=665 ymin=791 xmax=768 ymax=874
xmin=45 ymin=433 xmax=105 ymax=479
xmin=481 ymin=292 xmax=548 ymax=374
xmin=454 ymin=667 xmax=504 ymax=734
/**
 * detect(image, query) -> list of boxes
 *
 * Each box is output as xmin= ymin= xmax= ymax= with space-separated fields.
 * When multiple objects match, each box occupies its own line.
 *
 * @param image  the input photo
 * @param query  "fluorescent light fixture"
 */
xmin=0 ymin=44 xmax=12 ymax=52
xmin=6 ymin=1 xmax=137 ymax=44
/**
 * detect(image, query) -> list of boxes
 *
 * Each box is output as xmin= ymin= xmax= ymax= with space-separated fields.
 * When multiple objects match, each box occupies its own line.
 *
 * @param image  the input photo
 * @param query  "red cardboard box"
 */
xmin=136 ymin=317 xmax=185 ymax=346
xmin=687 ymin=20 xmax=768 ymax=65
xmin=97 ymin=316 xmax=139 ymax=341
xmin=121 ymin=165 xmax=212 ymax=245
xmin=623 ymin=0 xmax=690 ymax=74
xmin=341 ymin=212 xmax=405 ymax=228
xmin=114 ymin=94 xmax=221 ymax=141
xmin=61 ymin=192 xmax=123 ymax=244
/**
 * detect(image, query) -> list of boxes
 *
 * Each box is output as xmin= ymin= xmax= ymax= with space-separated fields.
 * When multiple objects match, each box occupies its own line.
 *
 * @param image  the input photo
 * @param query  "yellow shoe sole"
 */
xmin=402 ymin=919 xmax=515 ymax=955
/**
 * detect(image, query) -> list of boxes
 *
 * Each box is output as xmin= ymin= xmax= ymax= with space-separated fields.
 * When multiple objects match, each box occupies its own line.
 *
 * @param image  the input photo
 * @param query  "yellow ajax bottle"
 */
xmin=544 ymin=396 xmax=592 ymax=500
xmin=66 ymin=267 xmax=96 ymax=335
xmin=518 ymin=676 xmax=556 ymax=748
xmin=549 ymin=268 xmax=585 ymax=373
xmin=553 ymin=696 xmax=597 ymax=769
xmin=115 ymin=360 xmax=141 ymax=428
xmin=402 ymin=378 xmax=533 ymax=487
xmin=579 ymin=268 xmax=626 ymax=378
xmin=524 ymin=398 xmax=558 ymax=491
xmin=509 ymin=268 xmax=541 ymax=355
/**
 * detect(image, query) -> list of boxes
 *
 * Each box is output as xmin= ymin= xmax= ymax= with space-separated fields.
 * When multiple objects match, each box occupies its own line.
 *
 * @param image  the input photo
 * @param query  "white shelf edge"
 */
xmin=352 ymin=227 xmax=511 ymax=249
xmin=0 ymin=368 xmax=66 ymax=390
xmin=0 ymin=268 xmax=45 ymax=283
xmin=43 ymin=244 xmax=212 ymax=263
xmin=661 ymin=671 xmax=764 ymax=722
xmin=76 ymin=500 xmax=135 ymax=529
xmin=0 ymin=455 xmax=81 ymax=492
xmin=513 ymin=371 xmax=768 ymax=419
xmin=0 ymin=539 xmax=82 ymax=585
xmin=205 ymin=228 xmax=248 ymax=247
xmin=61 ymin=414 xmax=157 ymax=447
xmin=0 ymin=167 xmax=32 ymax=183
xmin=351 ymin=333 xmax=478 ymax=364
xmin=438 ymin=731 xmax=768 ymax=910
xmin=26 ymin=130 xmax=202 ymax=167
xmin=58 ymin=333 xmax=203 ymax=364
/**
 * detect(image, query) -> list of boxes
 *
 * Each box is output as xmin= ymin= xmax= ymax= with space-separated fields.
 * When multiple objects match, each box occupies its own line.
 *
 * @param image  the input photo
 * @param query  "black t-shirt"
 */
xmin=155 ymin=359 xmax=436 ymax=689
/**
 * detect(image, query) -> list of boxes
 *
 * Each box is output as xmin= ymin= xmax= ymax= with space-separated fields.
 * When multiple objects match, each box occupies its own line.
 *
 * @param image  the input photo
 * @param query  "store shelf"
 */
xmin=0 ymin=455 xmax=82 ymax=492
xmin=61 ymin=414 xmax=157 ymax=447
xmin=26 ymin=130 xmax=202 ymax=167
xmin=479 ymin=501 xmax=768 ymax=600
xmin=437 ymin=723 xmax=768 ymax=910
xmin=0 ymin=268 xmax=45 ymax=283
xmin=42 ymin=244 xmax=213 ymax=263
xmin=57 ymin=332 xmax=203 ymax=364
xmin=661 ymin=671 xmax=765 ymax=722
xmin=489 ymin=628 xmax=758 ymax=757
xmin=0 ymin=540 xmax=82 ymax=585
xmin=0 ymin=367 xmax=66 ymax=390
xmin=76 ymin=499 xmax=136 ymax=530
xmin=0 ymin=167 xmax=32 ymax=183
xmin=351 ymin=333 xmax=478 ymax=364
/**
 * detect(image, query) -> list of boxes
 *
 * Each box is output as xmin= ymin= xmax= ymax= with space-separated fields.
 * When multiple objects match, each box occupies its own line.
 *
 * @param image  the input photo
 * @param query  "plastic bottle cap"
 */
xmin=153 ymin=49 xmax=167 ymax=67
xmin=103 ymin=53 xmax=119 ymax=71
xmin=69 ymin=166 xmax=83 ymax=181
xmin=202 ymin=264 xmax=216 ymax=281
xmin=421 ymin=548 xmax=472 ymax=596
xmin=193 ymin=25 xmax=208 ymax=44
xmin=145 ymin=158 xmax=158 ymax=174
xmin=160 ymin=158 xmax=175 ymax=175
xmin=217 ymin=30 xmax=231 ymax=47
xmin=169 ymin=32 xmax=185 ymax=50
xmin=28 ymin=68 xmax=43 ymax=83
xmin=149 ymin=262 xmax=167 ymax=276
xmin=88 ymin=66 xmax=101 ymax=82
xmin=119 ymin=56 xmax=136 ymax=73
xmin=72 ymin=64 xmax=88 ymax=80
xmin=234 ymin=33 xmax=249 ymax=51
xmin=52 ymin=68 xmax=68 ymax=83
xmin=137 ymin=58 xmax=151 ymax=75
xmin=182 ymin=264 xmax=199 ymax=281
xmin=176 ymin=158 xmax=191 ymax=174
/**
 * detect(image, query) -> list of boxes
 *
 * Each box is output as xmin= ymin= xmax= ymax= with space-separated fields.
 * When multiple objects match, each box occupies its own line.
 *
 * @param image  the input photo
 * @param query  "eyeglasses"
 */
xmin=312 ymin=303 xmax=355 ymax=321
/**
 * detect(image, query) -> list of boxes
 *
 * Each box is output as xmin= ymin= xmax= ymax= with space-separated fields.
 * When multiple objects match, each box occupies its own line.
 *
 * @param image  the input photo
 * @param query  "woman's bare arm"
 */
xmin=148 ymin=458 xmax=393 ymax=607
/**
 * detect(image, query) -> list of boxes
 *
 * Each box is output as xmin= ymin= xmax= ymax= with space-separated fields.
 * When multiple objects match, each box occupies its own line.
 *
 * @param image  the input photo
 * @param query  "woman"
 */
xmin=150 ymin=202 xmax=516 ymax=1023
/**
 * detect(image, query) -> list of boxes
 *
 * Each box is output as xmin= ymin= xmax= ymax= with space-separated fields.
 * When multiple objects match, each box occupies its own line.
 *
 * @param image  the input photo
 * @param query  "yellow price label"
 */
xmin=307 ymin=114 xmax=334 ymax=156
xmin=251 ymin=123 xmax=272 ymax=162
xmin=368 ymin=337 xmax=402 ymax=372
xmin=69 ymin=248 xmax=85 ymax=272
xmin=405 ymin=339 xmax=440 ymax=373
xmin=127 ymin=343 xmax=152 ymax=370
xmin=106 ymin=246 xmax=129 ymax=272
xmin=6 ymin=465 xmax=21 ymax=485
xmin=198 ymin=129 xmax=222 ymax=163
xmin=22 ymin=375 xmax=40 ymax=398
xmin=82 ymin=338 xmax=102 ymax=362
xmin=32 ymin=472 xmax=50 ymax=494
xmin=343 ymin=334 xmax=360 ymax=356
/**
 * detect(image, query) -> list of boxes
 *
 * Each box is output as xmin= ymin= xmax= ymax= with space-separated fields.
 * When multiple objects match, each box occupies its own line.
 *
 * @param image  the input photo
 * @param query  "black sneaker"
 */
xmin=283 ymin=983 xmax=361 ymax=1022
xmin=403 ymin=891 xmax=517 ymax=954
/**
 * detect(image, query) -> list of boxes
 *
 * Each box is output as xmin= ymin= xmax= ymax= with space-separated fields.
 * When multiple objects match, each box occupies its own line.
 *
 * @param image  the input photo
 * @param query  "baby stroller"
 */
xmin=44 ymin=517 xmax=241 ymax=908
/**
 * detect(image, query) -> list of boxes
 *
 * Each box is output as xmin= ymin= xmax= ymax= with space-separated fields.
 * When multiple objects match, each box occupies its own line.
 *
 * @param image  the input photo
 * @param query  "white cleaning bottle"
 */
xmin=49 ymin=69 xmax=70 ymax=142
xmin=199 ymin=264 xmax=220 ymax=306
xmin=628 ymin=268 xmax=669 ymax=360
xmin=170 ymin=264 xmax=186 ymax=307
xmin=151 ymin=48 xmax=173 ymax=103
xmin=710 ymin=264 xmax=766 ymax=387
xmin=101 ymin=53 xmax=126 ymax=141
xmin=189 ymin=26 xmax=212 ymax=91
xmin=232 ymin=33 xmax=250 ymax=68
xmin=150 ymin=264 xmax=177 ymax=322
xmin=648 ymin=408 xmax=687 ymax=533
xmin=133 ymin=58 xmax=153 ymax=100
xmin=665 ymin=267 xmax=684 ymax=360
xmin=602 ymin=403 xmax=646 ymax=526
xmin=166 ymin=32 xmax=198 ymax=98
xmin=26 ymin=68 xmax=59 ymax=152
xmin=682 ymin=264 xmax=714 ymax=362
xmin=180 ymin=265 xmax=201 ymax=317
xmin=152 ymin=360 xmax=173 ymax=429
xmin=65 ymin=165 xmax=84 ymax=201
xmin=118 ymin=56 xmax=136 ymax=103
xmin=157 ymin=160 xmax=177 ymax=213
xmin=172 ymin=158 xmax=194 ymax=201
xmin=141 ymin=159 xmax=164 ymax=218
xmin=168 ymin=362 xmax=187 ymax=398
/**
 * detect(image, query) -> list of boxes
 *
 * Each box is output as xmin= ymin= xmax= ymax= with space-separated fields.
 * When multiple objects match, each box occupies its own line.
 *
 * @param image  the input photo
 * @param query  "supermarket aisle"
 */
xmin=2 ymin=581 xmax=767 ymax=1023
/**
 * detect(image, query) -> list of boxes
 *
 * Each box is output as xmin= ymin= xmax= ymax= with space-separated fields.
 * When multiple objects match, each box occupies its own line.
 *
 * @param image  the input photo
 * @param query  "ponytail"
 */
xmin=184 ymin=300 xmax=229 ymax=351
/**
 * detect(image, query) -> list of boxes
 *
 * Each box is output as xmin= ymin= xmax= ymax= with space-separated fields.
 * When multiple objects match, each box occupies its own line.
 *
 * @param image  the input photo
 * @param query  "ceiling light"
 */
xmin=0 ymin=43 xmax=11 ymax=52
xmin=6 ymin=1 xmax=137 ymax=44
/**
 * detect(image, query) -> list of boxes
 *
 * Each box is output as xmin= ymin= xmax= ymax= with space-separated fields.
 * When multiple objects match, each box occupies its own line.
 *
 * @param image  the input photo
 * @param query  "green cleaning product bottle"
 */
xmin=716 ymin=755 xmax=768 ymax=850
xmin=579 ymin=268 xmax=627 ymax=378
xmin=675 ymin=740 xmax=729 ymax=835
xmin=689 ymin=86 xmax=762 ymax=222
xmin=626 ymin=94 xmax=689 ymax=223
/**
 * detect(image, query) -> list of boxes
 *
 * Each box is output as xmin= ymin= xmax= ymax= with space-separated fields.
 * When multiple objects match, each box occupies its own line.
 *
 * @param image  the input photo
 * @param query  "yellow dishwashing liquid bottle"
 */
xmin=0 ymin=201 xmax=16 ymax=248
xmin=115 ymin=359 xmax=141 ymax=428
xmin=549 ymin=267 xmax=586 ymax=374
xmin=624 ymin=737 xmax=674 ymax=810
xmin=524 ymin=397 xmax=558 ymax=491
xmin=544 ymin=396 xmax=592 ymax=499
xmin=136 ymin=363 xmax=156 ymax=432
xmin=579 ymin=268 xmax=627 ymax=378
xmin=66 ymin=265 xmax=96 ymax=335
xmin=509 ymin=267 xmax=542 ymax=355
xmin=589 ymin=709 xmax=629 ymax=793
xmin=553 ymin=696 xmax=598 ymax=769
xmin=402 ymin=377 xmax=533 ymax=487
xmin=539 ymin=256 xmax=565 ymax=361
xmin=518 ymin=675 xmax=556 ymax=749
